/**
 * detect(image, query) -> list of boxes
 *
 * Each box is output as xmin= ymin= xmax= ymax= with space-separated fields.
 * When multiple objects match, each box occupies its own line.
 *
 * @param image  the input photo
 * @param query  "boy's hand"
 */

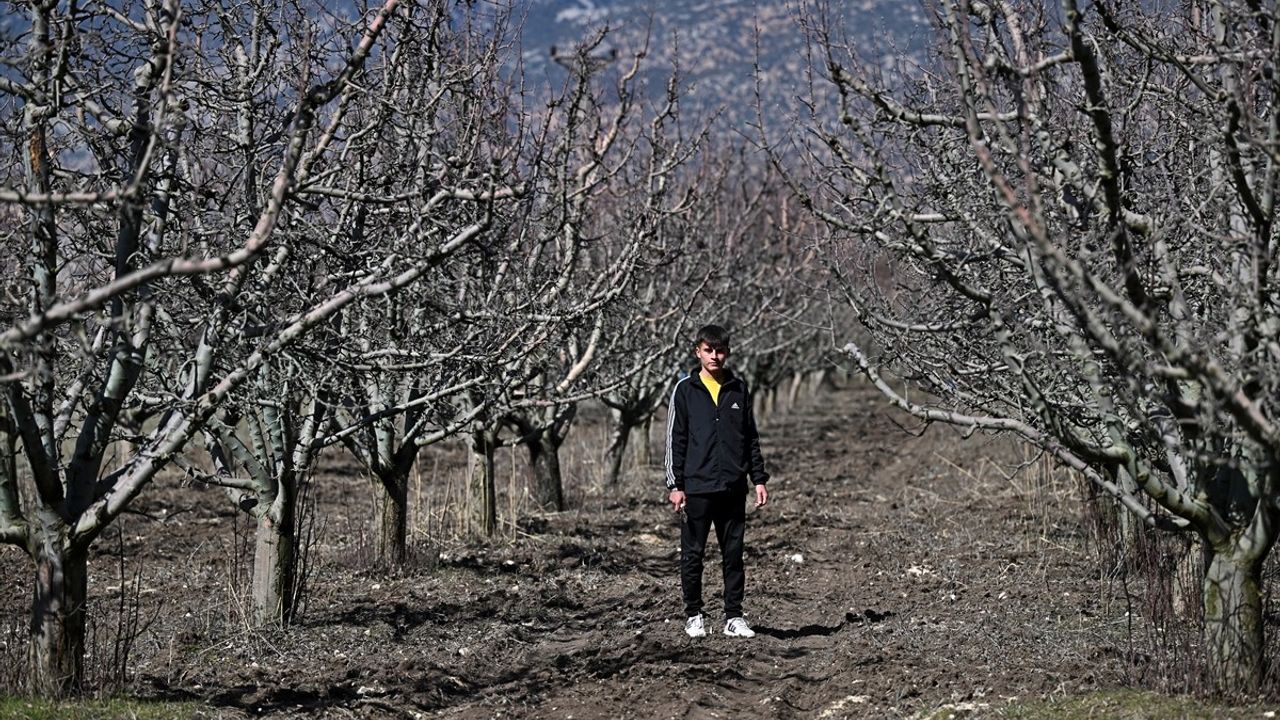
xmin=753 ymin=484 xmax=769 ymax=509
xmin=669 ymin=489 xmax=687 ymax=513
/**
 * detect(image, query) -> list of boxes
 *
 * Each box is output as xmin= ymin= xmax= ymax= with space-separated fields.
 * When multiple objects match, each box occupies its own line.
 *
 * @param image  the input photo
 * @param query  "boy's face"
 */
xmin=695 ymin=341 xmax=729 ymax=376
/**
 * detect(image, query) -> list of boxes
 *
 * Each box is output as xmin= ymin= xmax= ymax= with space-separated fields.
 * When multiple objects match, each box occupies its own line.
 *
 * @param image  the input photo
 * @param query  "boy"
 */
xmin=665 ymin=324 xmax=770 ymax=638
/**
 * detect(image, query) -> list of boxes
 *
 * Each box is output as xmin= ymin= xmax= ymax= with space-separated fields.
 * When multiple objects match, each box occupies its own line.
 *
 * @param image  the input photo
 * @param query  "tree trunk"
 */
xmin=468 ymin=429 xmax=497 ymax=537
xmin=1116 ymin=467 xmax=1142 ymax=564
xmin=251 ymin=494 xmax=296 ymax=626
xmin=634 ymin=415 xmax=652 ymax=467
xmin=29 ymin=525 xmax=87 ymax=698
xmin=1203 ymin=544 xmax=1265 ymax=695
xmin=1172 ymin=538 xmax=1204 ymax=621
xmin=377 ymin=470 xmax=409 ymax=566
xmin=527 ymin=429 xmax=565 ymax=511
xmin=807 ymin=368 xmax=828 ymax=398
xmin=604 ymin=408 xmax=632 ymax=486
xmin=786 ymin=372 xmax=804 ymax=411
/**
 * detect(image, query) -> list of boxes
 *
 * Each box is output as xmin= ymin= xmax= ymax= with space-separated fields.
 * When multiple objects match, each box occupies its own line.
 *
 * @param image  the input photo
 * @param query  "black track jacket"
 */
xmin=665 ymin=369 xmax=769 ymax=494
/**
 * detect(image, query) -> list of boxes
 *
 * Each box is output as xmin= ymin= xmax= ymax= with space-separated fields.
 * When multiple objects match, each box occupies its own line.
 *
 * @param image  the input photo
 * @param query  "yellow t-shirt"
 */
xmin=700 ymin=371 xmax=722 ymax=406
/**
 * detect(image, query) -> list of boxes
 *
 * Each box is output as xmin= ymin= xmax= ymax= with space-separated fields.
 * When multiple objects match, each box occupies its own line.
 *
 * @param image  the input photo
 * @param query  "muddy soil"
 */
xmin=1 ymin=380 xmax=1154 ymax=718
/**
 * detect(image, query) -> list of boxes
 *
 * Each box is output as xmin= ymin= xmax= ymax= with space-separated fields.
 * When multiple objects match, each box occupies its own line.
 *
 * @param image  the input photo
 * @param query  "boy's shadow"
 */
xmin=754 ymin=609 xmax=893 ymax=639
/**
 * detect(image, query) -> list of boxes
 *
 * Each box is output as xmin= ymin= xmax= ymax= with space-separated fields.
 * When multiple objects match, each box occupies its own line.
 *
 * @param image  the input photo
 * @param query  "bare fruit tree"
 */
xmin=441 ymin=33 xmax=717 ymax=532
xmin=594 ymin=151 xmax=838 ymax=484
xmin=0 ymin=0 xmax=514 ymax=694
xmin=496 ymin=45 xmax=722 ymax=505
xmin=203 ymin=1 xmax=531 ymax=572
xmin=792 ymin=0 xmax=1280 ymax=694
xmin=188 ymin=0 xmax=506 ymax=624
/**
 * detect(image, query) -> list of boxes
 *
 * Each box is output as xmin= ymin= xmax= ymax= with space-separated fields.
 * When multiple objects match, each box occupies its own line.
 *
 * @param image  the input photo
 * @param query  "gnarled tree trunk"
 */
xmin=604 ymin=404 xmax=655 ymax=484
xmin=29 ymin=519 xmax=87 ymax=698
xmin=525 ymin=428 xmax=565 ymax=511
xmin=251 ymin=479 xmax=297 ymax=626
xmin=377 ymin=467 xmax=410 ymax=565
xmin=509 ymin=406 xmax=575 ymax=510
xmin=1203 ymin=542 xmax=1265 ymax=695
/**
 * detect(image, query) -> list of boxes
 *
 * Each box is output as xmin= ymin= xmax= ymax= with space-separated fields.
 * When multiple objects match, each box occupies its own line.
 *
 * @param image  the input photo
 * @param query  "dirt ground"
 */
xmin=0 ymin=379 xmax=1199 ymax=718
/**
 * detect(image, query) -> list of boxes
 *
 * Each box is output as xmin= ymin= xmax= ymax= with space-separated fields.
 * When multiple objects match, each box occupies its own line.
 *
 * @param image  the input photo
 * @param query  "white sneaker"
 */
xmin=684 ymin=615 xmax=707 ymax=638
xmin=723 ymin=617 xmax=756 ymax=638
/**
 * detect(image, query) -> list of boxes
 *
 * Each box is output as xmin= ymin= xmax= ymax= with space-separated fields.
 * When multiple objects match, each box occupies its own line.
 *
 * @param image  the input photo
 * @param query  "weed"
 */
xmin=0 ymin=618 xmax=24 ymax=694
xmin=0 ymin=697 xmax=200 ymax=720
xmin=85 ymin=529 xmax=161 ymax=694
xmin=986 ymin=688 xmax=1276 ymax=719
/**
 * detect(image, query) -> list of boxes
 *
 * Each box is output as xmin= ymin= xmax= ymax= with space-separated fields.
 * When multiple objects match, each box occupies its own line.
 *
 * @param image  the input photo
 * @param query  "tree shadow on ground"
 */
xmin=142 ymin=677 xmax=376 ymax=718
xmin=755 ymin=609 xmax=894 ymax=639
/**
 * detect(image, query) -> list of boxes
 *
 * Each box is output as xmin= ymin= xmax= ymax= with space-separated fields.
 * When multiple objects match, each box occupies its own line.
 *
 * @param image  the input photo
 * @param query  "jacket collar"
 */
xmin=689 ymin=367 xmax=739 ymax=390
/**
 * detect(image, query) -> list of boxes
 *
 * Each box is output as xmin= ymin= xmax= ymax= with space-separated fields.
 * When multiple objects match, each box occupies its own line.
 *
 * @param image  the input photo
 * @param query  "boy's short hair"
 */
xmin=694 ymin=324 xmax=731 ymax=349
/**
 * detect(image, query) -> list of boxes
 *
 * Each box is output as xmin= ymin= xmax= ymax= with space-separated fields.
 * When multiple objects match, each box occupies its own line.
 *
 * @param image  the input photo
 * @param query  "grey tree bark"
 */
xmin=29 ymin=524 xmax=87 ymax=698
xmin=1203 ymin=540 xmax=1265 ymax=693
xmin=604 ymin=406 xmax=636 ymax=486
xmin=634 ymin=415 xmax=653 ymax=468
xmin=468 ymin=423 xmax=500 ymax=537
xmin=510 ymin=405 xmax=577 ymax=511
xmin=602 ymin=367 xmax=671 ymax=485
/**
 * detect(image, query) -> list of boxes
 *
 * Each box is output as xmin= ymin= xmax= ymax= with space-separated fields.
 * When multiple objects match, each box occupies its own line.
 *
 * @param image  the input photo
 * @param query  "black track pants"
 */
xmin=680 ymin=490 xmax=746 ymax=619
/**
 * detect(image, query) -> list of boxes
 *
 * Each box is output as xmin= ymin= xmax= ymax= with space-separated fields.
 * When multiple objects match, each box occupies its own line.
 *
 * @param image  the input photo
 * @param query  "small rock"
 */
xmin=789 ymin=553 xmax=804 ymax=564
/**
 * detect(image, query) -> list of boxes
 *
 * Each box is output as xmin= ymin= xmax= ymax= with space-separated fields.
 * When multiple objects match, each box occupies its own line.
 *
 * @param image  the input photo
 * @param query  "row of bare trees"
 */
xmin=788 ymin=0 xmax=1280 ymax=696
xmin=25 ymin=0 xmax=1251 ymax=703
xmin=0 ymin=0 xmax=839 ymax=698
xmin=29 ymin=0 xmax=1264 ymax=703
